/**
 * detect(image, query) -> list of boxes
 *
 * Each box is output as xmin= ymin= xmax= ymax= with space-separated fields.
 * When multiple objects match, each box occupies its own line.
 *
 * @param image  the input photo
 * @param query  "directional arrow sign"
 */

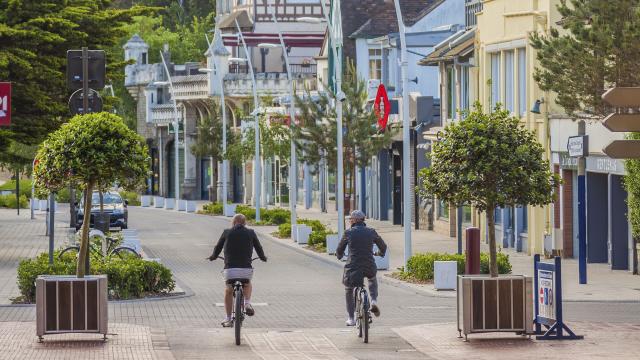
xmin=603 ymin=140 xmax=640 ymax=159
xmin=601 ymin=87 xmax=640 ymax=107
xmin=602 ymin=113 xmax=640 ymax=132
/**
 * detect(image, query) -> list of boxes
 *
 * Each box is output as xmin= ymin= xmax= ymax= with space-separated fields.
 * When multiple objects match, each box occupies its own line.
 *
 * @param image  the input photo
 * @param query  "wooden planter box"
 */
xmin=457 ymin=274 xmax=533 ymax=340
xmin=36 ymin=275 xmax=108 ymax=341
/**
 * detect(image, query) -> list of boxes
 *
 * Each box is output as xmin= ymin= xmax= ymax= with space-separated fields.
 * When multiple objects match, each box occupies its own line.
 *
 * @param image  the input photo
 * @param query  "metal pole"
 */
xmin=15 ymin=169 xmax=19 ymax=215
xmin=393 ymin=0 xmax=412 ymax=267
xmin=457 ymin=205 xmax=463 ymax=254
xmin=318 ymin=0 xmax=345 ymax=237
xmin=577 ymin=120 xmax=587 ymax=284
xmin=48 ymin=193 xmax=55 ymax=265
xmin=271 ymin=8 xmax=297 ymax=231
xmin=160 ymin=51 xmax=180 ymax=202
xmin=30 ymin=159 xmax=35 ymax=220
xmin=235 ymin=19 xmax=261 ymax=222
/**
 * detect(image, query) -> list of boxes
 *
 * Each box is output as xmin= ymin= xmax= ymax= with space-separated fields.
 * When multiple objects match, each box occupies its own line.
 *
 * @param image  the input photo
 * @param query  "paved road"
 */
xmin=1 ymin=206 xmax=639 ymax=359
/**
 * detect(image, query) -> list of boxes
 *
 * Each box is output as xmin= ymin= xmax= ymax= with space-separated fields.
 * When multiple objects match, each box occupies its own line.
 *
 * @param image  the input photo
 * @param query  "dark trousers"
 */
xmin=345 ymin=277 xmax=378 ymax=319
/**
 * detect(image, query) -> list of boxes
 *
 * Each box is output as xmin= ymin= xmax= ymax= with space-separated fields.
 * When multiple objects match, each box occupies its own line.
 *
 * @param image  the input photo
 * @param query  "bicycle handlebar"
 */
xmin=207 ymin=256 xmax=261 ymax=261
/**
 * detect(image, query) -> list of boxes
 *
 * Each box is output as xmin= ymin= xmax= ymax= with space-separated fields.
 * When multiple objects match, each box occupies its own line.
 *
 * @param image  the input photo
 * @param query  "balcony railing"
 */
xmin=228 ymin=63 xmax=317 ymax=77
xmin=465 ymin=0 xmax=483 ymax=28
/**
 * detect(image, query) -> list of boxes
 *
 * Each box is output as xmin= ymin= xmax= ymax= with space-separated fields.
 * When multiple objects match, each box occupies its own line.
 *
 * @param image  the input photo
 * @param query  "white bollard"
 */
xmin=295 ymin=224 xmax=312 ymax=245
xmin=186 ymin=200 xmax=197 ymax=213
xmin=140 ymin=195 xmax=151 ymax=207
xmin=434 ymin=261 xmax=458 ymax=290
xmin=164 ymin=198 xmax=175 ymax=210
xmin=224 ymin=203 xmax=237 ymax=217
xmin=326 ymin=234 xmax=340 ymax=254
xmin=374 ymin=244 xmax=389 ymax=270
xmin=177 ymin=199 xmax=187 ymax=211
xmin=153 ymin=196 xmax=164 ymax=208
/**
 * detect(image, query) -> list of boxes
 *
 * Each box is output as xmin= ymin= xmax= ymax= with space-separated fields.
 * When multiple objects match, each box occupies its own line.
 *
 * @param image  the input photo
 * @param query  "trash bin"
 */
xmin=93 ymin=213 xmax=110 ymax=233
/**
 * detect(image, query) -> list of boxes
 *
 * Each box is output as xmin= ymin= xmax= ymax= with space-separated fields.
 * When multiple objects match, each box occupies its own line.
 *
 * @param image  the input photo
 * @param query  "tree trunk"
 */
xmin=77 ymin=183 xmax=94 ymax=278
xmin=486 ymin=206 xmax=498 ymax=277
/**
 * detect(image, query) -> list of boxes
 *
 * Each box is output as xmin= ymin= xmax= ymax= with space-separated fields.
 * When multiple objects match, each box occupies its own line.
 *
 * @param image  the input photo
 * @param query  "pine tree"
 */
xmin=530 ymin=0 xmax=640 ymax=117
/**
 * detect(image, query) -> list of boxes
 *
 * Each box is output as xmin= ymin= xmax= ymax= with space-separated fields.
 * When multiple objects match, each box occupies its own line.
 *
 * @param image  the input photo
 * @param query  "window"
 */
xmin=518 ymin=48 xmax=527 ymax=116
xmin=369 ymin=48 xmax=382 ymax=80
xmin=141 ymin=52 xmax=147 ymax=65
xmin=156 ymin=88 xmax=164 ymax=105
xmin=490 ymin=53 xmax=500 ymax=108
xmin=447 ymin=67 xmax=456 ymax=119
xmin=462 ymin=204 xmax=472 ymax=224
xmin=504 ymin=50 xmax=514 ymax=113
xmin=438 ymin=200 xmax=449 ymax=220
xmin=522 ymin=206 xmax=528 ymax=231
xmin=461 ymin=66 xmax=470 ymax=113
xmin=494 ymin=207 xmax=502 ymax=224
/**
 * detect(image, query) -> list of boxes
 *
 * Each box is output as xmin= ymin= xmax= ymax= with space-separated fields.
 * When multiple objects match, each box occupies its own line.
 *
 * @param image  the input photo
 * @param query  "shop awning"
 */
xmin=419 ymin=30 xmax=475 ymax=66
xmin=218 ymin=10 xmax=254 ymax=31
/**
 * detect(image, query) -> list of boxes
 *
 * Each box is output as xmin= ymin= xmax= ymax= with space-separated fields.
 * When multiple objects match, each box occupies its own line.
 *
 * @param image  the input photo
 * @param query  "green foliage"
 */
xmin=235 ymin=205 xmax=256 ymax=220
xmin=0 ymin=194 xmax=28 ymax=208
xmin=34 ymin=112 xmax=150 ymax=194
xmin=261 ymin=208 xmax=290 ymax=225
xmin=530 ymin=0 xmax=640 ymax=117
xmin=0 ymin=179 xmax=32 ymax=198
xmin=293 ymin=60 xmax=396 ymax=171
xmin=418 ymin=103 xmax=558 ymax=276
xmin=200 ymin=202 xmax=223 ymax=215
xmin=298 ymin=219 xmax=327 ymax=233
xmin=625 ymin=133 xmax=640 ymax=237
xmin=0 ymin=1 xmax=151 ymax=146
xmin=402 ymin=252 xmax=511 ymax=281
xmin=418 ymin=103 xmax=559 ymax=212
xmin=16 ymin=251 xmax=175 ymax=303
xmin=235 ymin=116 xmax=291 ymax=165
xmin=277 ymin=223 xmax=291 ymax=238
xmin=55 ymin=186 xmax=82 ymax=203
xmin=119 ymin=190 xmax=141 ymax=206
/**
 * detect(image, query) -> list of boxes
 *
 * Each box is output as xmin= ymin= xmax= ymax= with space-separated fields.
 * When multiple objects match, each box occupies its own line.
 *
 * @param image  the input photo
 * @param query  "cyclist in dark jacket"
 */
xmin=336 ymin=210 xmax=387 ymax=326
xmin=208 ymin=214 xmax=267 ymax=327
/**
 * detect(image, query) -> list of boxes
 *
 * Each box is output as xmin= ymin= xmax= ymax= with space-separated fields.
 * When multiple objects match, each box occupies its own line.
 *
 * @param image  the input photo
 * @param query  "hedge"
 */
xmin=0 ymin=194 xmax=28 ymax=208
xmin=403 ymin=252 xmax=512 ymax=281
xmin=0 ymin=179 xmax=32 ymax=199
xmin=200 ymin=202 xmax=223 ymax=215
xmin=119 ymin=190 xmax=141 ymax=206
xmin=16 ymin=251 xmax=175 ymax=303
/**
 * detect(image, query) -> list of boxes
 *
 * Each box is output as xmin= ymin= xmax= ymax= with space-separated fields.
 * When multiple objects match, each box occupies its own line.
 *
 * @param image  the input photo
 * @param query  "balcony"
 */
xmin=465 ymin=0 xmax=483 ymax=28
xmin=229 ymin=63 xmax=317 ymax=77
xmin=223 ymin=73 xmax=317 ymax=98
xmin=148 ymin=104 xmax=183 ymax=125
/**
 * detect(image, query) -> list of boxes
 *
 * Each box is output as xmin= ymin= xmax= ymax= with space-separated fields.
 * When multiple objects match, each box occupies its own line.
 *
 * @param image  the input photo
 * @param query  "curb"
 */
xmin=254 ymin=228 xmax=457 ymax=298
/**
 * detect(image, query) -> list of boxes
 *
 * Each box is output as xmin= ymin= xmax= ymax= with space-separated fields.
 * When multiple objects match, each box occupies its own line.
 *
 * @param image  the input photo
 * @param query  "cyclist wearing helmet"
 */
xmin=336 ymin=210 xmax=387 ymax=326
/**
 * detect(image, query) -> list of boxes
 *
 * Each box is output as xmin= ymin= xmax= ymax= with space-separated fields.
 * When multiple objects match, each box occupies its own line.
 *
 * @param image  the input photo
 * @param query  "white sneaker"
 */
xmin=345 ymin=318 xmax=356 ymax=327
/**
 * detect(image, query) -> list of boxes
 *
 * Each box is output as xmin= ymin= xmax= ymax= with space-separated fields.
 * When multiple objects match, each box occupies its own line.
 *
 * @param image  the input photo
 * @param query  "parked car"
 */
xmin=76 ymin=191 xmax=128 ymax=230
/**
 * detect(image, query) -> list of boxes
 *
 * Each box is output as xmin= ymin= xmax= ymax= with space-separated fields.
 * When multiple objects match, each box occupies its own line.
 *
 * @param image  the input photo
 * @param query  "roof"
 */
xmin=123 ymin=34 xmax=148 ymax=49
xmin=218 ymin=10 xmax=253 ymax=31
xmin=419 ymin=29 xmax=475 ymax=66
xmin=347 ymin=0 xmax=445 ymax=39
xmin=205 ymin=28 xmax=231 ymax=57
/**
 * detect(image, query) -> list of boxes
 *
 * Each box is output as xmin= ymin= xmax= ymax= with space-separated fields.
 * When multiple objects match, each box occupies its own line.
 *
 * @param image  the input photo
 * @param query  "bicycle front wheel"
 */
xmin=234 ymin=290 xmax=244 ymax=346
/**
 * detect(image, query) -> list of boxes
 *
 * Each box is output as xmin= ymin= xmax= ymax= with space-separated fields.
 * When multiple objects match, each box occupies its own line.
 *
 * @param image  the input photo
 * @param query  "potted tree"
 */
xmin=33 ymin=112 xmax=149 ymax=340
xmin=418 ymin=103 xmax=559 ymax=338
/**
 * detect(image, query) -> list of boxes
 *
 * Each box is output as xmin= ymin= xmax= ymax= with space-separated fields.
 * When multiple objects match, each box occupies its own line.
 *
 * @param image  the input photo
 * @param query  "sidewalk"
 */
xmin=392 ymin=321 xmax=640 ymax=360
xmin=277 ymin=206 xmax=640 ymax=302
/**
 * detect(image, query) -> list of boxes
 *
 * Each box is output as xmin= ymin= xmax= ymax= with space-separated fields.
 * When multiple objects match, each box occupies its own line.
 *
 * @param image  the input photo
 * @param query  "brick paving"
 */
xmin=392 ymin=321 xmax=640 ymax=360
xmin=0 ymin=322 xmax=174 ymax=360
xmin=1 ymin=205 xmax=639 ymax=359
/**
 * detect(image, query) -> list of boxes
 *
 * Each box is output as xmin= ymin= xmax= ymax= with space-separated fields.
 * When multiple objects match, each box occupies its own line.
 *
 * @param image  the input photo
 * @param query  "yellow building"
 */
xmin=475 ymin=0 xmax=564 ymax=255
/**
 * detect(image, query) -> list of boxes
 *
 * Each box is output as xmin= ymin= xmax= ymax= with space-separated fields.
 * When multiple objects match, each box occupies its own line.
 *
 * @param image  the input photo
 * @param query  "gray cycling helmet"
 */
xmin=350 ymin=210 xmax=366 ymax=221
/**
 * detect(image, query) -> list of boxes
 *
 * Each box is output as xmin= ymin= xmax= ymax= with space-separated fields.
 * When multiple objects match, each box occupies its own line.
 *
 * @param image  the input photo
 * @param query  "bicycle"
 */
xmin=59 ymin=235 xmax=139 ymax=260
xmin=210 ymin=256 xmax=258 ymax=346
xmin=354 ymin=281 xmax=371 ymax=343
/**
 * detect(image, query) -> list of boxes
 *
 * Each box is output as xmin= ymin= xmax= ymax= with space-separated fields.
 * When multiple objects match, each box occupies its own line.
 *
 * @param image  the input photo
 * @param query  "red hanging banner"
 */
xmin=0 ymin=82 xmax=11 ymax=126
xmin=374 ymin=84 xmax=390 ymax=131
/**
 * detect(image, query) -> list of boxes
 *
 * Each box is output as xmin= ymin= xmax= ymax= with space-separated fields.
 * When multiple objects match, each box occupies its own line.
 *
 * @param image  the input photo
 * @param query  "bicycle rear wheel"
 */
xmin=362 ymin=304 xmax=369 ymax=344
xmin=234 ymin=288 xmax=244 ymax=346
xmin=112 ymin=246 xmax=140 ymax=258
xmin=58 ymin=246 xmax=80 ymax=259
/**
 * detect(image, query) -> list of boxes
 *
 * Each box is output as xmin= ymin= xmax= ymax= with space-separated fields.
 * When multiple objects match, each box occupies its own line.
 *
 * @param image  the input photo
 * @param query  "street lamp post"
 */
xmin=235 ymin=19 xmax=262 ymax=222
xmin=392 ymin=0 xmax=412 ymax=268
xmin=158 ymin=52 xmax=180 ymax=203
xmin=204 ymin=31 xmax=230 ymax=208
xmin=263 ymin=8 xmax=299 ymax=234
xmin=299 ymin=0 xmax=345 ymax=238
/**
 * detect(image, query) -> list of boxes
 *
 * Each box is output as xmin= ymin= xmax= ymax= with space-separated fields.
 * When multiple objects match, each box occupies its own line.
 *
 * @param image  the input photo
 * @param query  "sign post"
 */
xmin=533 ymin=255 xmax=583 ymax=340
xmin=0 ymin=82 xmax=11 ymax=126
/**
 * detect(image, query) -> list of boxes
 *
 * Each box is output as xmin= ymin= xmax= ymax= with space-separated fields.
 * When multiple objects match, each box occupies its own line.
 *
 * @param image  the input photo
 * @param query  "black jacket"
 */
xmin=336 ymin=222 xmax=387 ymax=286
xmin=210 ymin=225 xmax=266 ymax=269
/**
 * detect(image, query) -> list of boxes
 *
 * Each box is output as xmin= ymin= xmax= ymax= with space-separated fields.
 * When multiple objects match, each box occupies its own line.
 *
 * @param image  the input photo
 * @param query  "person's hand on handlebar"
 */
xmin=207 ymin=255 xmax=217 ymax=261
xmin=260 ymin=256 xmax=267 ymax=262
